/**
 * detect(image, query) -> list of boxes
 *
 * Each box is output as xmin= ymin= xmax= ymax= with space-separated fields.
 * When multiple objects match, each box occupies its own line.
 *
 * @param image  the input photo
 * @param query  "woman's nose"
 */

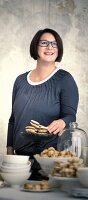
xmin=46 ymin=43 xmax=52 ymax=49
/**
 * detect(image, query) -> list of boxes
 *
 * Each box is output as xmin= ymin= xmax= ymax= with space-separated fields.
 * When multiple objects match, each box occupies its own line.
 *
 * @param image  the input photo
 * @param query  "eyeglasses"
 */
xmin=38 ymin=40 xmax=58 ymax=48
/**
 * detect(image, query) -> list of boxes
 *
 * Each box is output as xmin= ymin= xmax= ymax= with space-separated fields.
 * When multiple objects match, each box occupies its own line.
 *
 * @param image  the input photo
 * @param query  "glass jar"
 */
xmin=57 ymin=122 xmax=88 ymax=158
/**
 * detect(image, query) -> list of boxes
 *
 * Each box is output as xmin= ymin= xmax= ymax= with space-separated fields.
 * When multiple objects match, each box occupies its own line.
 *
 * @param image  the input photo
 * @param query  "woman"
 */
xmin=7 ymin=28 xmax=79 ymax=180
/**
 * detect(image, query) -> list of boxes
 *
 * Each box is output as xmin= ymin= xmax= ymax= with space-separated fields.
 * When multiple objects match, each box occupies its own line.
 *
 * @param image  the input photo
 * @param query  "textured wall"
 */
xmin=0 ymin=0 xmax=88 ymax=153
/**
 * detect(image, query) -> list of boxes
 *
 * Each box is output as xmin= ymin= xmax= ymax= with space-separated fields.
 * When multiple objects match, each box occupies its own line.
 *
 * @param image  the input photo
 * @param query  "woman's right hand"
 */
xmin=48 ymin=119 xmax=66 ymax=135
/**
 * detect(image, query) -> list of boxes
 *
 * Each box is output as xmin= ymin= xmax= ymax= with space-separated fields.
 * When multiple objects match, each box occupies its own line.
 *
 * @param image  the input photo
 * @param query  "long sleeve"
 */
xmin=60 ymin=73 xmax=79 ymax=125
xmin=7 ymin=78 xmax=18 ymax=147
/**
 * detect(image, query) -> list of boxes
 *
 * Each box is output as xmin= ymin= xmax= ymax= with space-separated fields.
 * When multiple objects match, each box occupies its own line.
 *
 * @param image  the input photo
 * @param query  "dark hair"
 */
xmin=30 ymin=28 xmax=63 ymax=62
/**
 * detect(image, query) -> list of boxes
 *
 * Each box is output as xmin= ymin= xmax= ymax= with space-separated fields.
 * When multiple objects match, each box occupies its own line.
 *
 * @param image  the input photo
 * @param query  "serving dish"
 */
xmin=20 ymin=188 xmax=52 ymax=192
xmin=21 ymin=131 xmax=53 ymax=138
xmin=52 ymin=176 xmax=78 ymax=181
xmin=51 ymin=176 xmax=80 ymax=192
xmin=34 ymin=154 xmax=74 ymax=176
xmin=22 ymin=180 xmax=51 ymax=192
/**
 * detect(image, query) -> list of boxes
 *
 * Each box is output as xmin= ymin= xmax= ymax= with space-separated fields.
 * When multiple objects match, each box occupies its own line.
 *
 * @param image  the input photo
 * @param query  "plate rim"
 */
xmin=20 ymin=187 xmax=52 ymax=192
xmin=21 ymin=131 xmax=53 ymax=137
xmin=34 ymin=154 xmax=75 ymax=160
xmin=51 ymin=175 xmax=79 ymax=181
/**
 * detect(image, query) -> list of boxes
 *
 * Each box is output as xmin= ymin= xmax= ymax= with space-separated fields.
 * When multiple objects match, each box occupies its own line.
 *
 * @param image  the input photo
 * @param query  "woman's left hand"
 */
xmin=47 ymin=119 xmax=66 ymax=135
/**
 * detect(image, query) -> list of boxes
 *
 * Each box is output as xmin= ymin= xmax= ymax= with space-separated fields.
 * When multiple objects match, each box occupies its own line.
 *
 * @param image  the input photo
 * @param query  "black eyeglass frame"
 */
xmin=38 ymin=40 xmax=58 ymax=48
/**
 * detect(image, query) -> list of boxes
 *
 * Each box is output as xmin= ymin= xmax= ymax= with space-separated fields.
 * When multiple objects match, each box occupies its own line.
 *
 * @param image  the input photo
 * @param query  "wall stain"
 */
xmin=56 ymin=0 xmax=76 ymax=14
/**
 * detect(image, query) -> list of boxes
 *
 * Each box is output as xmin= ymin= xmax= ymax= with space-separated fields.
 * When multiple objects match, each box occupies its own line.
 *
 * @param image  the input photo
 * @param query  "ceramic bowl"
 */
xmin=3 ymin=155 xmax=29 ymax=165
xmin=1 ymin=160 xmax=31 ymax=169
xmin=77 ymin=167 xmax=88 ymax=187
xmin=0 ymin=163 xmax=31 ymax=173
xmin=0 ymin=171 xmax=31 ymax=186
xmin=34 ymin=155 xmax=72 ymax=176
xmin=2 ymin=162 xmax=28 ymax=167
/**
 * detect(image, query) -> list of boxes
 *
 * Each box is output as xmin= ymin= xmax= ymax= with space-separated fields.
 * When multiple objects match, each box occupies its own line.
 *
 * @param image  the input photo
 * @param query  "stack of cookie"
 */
xmin=39 ymin=147 xmax=76 ymax=157
xmin=25 ymin=120 xmax=49 ymax=135
xmin=24 ymin=180 xmax=50 ymax=190
xmin=52 ymin=158 xmax=84 ymax=177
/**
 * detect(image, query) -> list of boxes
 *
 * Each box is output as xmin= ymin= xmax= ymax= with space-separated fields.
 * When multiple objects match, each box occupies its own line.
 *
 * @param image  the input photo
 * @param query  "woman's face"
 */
xmin=37 ymin=33 xmax=58 ymax=63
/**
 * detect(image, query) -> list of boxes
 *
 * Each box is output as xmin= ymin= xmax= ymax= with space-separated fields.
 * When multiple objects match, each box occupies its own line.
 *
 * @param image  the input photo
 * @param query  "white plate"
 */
xmin=20 ymin=188 xmax=52 ymax=192
xmin=21 ymin=131 xmax=53 ymax=137
xmin=69 ymin=187 xmax=88 ymax=198
xmin=51 ymin=176 xmax=80 ymax=192
xmin=21 ymin=180 xmax=52 ymax=192
xmin=52 ymin=176 xmax=78 ymax=181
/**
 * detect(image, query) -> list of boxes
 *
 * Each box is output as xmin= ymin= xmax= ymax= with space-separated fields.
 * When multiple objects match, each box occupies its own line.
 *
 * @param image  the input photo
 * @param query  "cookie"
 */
xmin=24 ymin=180 xmax=49 ymax=190
xmin=31 ymin=120 xmax=40 ymax=125
xmin=26 ymin=130 xmax=37 ymax=134
xmin=25 ymin=125 xmax=36 ymax=129
xmin=38 ymin=129 xmax=48 ymax=133
xmin=30 ymin=120 xmax=40 ymax=129
xmin=38 ymin=125 xmax=48 ymax=133
xmin=39 ymin=125 xmax=48 ymax=129
xmin=25 ymin=125 xmax=37 ymax=133
xmin=24 ymin=183 xmax=33 ymax=189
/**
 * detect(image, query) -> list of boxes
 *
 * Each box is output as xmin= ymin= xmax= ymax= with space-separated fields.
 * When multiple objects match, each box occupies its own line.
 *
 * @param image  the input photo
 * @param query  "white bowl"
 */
xmin=2 ymin=162 xmax=29 ymax=167
xmin=34 ymin=155 xmax=72 ymax=176
xmin=77 ymin=167 xmax=88 ymax=187
xmin=0 ymin=165 xmax=31 ymax=173
xmin=1 ymin=168 xmax=30 ymax=173
xmin=0 ymin=162 xmax=31 ymax=173
xmin=3 ymin=155 xmax=29 ymax=164
xmin=0 ymin=160 xmax=31 ymax=173
xmin=1 ymin=161 xmax=31 ymax=169
xmin=0 ymin=171 xmax=31 ymax=185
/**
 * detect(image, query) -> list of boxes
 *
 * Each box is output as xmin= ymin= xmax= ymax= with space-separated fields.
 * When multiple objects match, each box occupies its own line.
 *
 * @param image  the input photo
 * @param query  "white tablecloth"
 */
xmin=0 ymin=186 xmax=84 ymax=200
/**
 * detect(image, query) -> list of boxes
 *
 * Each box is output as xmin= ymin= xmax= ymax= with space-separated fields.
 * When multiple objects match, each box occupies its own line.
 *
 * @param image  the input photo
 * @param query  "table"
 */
xmin=0 ymin=186 xmax=85 ymax=200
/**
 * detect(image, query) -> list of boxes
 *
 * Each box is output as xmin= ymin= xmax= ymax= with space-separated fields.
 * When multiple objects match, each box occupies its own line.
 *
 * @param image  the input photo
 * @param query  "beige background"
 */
xmin=0 ymin=0 xmax=88 ymax=154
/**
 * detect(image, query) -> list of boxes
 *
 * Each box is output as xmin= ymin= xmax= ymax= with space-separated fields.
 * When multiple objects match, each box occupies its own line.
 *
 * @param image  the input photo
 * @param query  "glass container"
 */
xmin=57 ymin=122 xmax=88 ymax=158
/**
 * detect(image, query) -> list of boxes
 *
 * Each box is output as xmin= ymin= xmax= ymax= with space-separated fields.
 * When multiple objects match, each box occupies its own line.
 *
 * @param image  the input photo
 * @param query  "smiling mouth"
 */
xmin=44 ymin=52 xmax=54 ymax=55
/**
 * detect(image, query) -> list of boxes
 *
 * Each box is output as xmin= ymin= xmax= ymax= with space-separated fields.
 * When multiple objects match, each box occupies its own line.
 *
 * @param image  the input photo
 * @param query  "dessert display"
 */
xmin=52 ymin=158 xmax=84 ymax=177
xmin=34 ymin=147 xmax=84 ymax=177
xmin=24 ymin=180 xmax=50 ymax=191
xmin=39 ymin=147 xmax=76 ymax=157
xmin=25 ymin=120 xmax=49 ymax=135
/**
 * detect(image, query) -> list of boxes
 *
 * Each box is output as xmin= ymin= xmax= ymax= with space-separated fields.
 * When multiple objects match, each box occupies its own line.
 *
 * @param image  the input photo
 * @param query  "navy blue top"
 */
xmin=7 ymin=69 xmax=79 ymax=155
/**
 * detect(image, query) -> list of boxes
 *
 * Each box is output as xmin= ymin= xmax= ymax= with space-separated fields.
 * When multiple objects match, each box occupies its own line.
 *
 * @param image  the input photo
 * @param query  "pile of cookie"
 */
xmin=25 ymin=120 xmax=49 ymax=135
xmin=24 ymin=180 xmax=50 ymax=190
xmin=39 ymin=147 xmax=76 ymax=157
xmin=52 ymin=158 xmax=84 ymax=177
